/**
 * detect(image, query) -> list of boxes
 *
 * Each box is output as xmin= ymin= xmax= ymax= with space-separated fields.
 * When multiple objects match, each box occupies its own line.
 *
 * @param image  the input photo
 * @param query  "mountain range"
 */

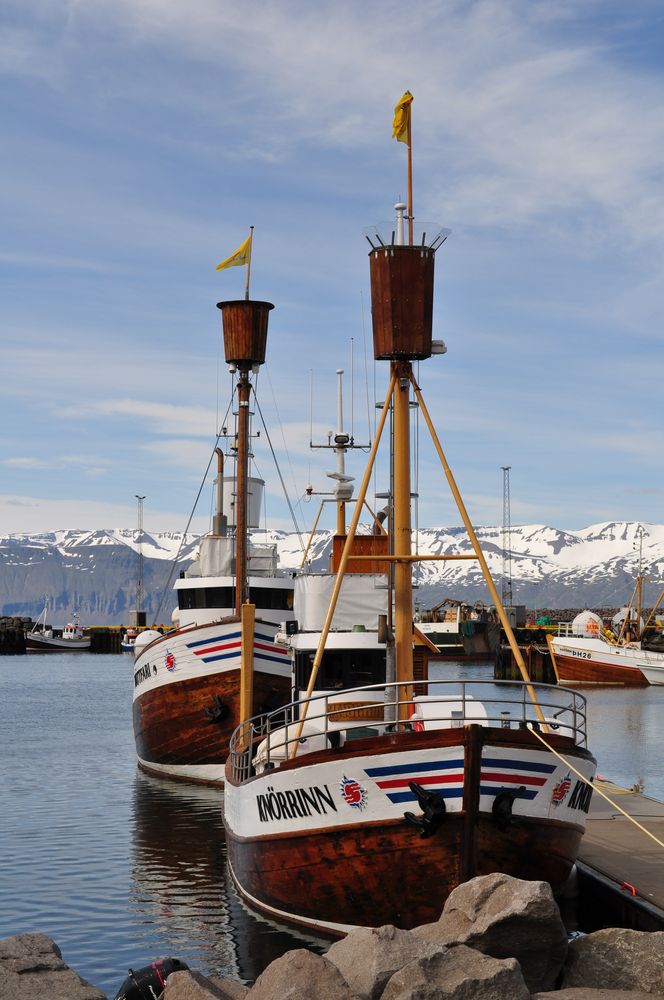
xmin=1 ymin=521 xmax=662 ymax=626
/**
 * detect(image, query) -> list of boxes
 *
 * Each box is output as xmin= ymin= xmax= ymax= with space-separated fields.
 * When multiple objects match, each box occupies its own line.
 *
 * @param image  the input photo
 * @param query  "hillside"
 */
xmin=1 ymin=521 xmax=662 ymax=625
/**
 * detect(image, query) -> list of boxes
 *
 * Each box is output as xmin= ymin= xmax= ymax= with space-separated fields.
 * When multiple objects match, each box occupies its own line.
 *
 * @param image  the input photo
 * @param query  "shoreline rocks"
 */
xmin=3 ymin=875 xmax=663 ymax=999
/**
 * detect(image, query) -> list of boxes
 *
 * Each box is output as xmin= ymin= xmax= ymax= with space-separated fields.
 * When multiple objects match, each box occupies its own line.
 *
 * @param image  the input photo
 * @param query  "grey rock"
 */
xmin=246 ymin=948 xmax=357 ymax=1000
xmin=380 ymin=943 xmax=530 ymax=1000
xmin=0 ymin=933 xmax=106 ymax=999
xmin=562 ymin=929 xmax=664 ymax=994
xmin=533 ymin=991 xmax=656 ymax=999
xmin=162 ymin=969 xmax=248 ymax=998
xmin=326 ymin=924 xmax=441 ymax=1000
xmin=205 ymin=977 xmax=248 ymax=999
xmin=414 ymin=872 xmax=567 ymax=992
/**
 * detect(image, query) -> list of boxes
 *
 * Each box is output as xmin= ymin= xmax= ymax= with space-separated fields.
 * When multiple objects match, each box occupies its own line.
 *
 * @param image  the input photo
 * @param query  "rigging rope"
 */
xmin=253 ymin=393 xmax=306 ymax=557
xmin=150 ymin=395 xmax=234 ymax=627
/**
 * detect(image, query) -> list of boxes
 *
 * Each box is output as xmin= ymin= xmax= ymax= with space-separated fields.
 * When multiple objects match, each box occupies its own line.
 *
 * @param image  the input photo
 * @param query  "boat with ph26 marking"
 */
xmin=131 ymin=296 xmax=294 ymax=785
xmin=548 ymin=562 xmax=664 ymax=686
xmin=223 ymin=114 xmax=597 ymax=936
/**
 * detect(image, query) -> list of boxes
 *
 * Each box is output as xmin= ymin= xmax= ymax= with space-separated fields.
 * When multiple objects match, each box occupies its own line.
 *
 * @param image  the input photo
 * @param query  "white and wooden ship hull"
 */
xmin=224 ymin=707 xmax=596 ymax=935
xmin=550 ymin=635 xmax=664 ymax=686
xmin=133 ymin=616 xmax=291 ymax=785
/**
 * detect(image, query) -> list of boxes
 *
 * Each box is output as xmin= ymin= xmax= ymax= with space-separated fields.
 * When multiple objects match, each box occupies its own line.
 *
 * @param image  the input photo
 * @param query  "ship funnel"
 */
xmin=216 ymin=299 xmax=274 ymax=370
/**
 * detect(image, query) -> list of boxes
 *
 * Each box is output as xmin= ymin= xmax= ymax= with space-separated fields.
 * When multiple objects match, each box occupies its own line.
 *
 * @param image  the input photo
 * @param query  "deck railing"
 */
xmin=227 ymin=678 xmax=589 ymax=784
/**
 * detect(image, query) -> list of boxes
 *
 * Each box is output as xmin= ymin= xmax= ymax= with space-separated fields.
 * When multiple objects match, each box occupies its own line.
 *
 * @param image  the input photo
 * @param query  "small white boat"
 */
xmin=121 ymin=628 xmax=139 ymax=653
xmin=25 ymin=604 xmax=90 ymax=652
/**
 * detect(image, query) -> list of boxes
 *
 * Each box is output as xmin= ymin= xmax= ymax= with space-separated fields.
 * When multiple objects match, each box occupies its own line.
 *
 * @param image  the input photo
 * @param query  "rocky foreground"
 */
xmin=2 ymin=874 xmax=663 ymax=999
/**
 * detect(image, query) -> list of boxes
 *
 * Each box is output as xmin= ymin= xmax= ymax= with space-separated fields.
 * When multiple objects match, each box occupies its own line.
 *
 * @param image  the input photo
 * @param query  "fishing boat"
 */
xmin=131 ymin=298 xmax=294 ymax=785
xmin=416 ymin=597 xmax=499 ymax=659
xmin=121 ymin=627 xmax=139 ymax=653
xmin=224 ymin=175 xmax=597 ymax=934
xmin=25 ymin=603 xmax=90 ymax=652
xmin=548 ymin=567 xmax=664 ymax=687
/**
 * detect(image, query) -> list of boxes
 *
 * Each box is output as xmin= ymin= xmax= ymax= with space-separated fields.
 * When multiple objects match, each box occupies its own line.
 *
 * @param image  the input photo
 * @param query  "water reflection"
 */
xmin=130 ymin=771 xmax=326 ymax=984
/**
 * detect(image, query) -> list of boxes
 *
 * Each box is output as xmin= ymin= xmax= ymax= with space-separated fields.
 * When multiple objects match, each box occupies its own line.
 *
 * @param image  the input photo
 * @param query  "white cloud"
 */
xmin=0 ymin=492 xmax=209 ymax=534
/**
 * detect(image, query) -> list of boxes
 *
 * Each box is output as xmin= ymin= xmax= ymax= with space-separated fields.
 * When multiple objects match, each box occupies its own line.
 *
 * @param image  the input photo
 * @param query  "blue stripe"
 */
xmin=255 ymin=651 xmax=289 ymax=665
xmin=199 ymin=650 xmax=241 ymax=663
xmin=387 ymin=788 xmax=464 ymax=803
xmin=366 ymin=759 xmax=464 ymax=778
xmin=186 ymin=631 xmax=241 ymax=649
xmin=197 ymin=650 xmax=287 ymax=666
xmin=482 ymin=757 xmax=556 ymax=774
xmin=480 ymin=785 xmax=538 ymax=800
xmin=187 ymin=629 xmax=277 ymax=650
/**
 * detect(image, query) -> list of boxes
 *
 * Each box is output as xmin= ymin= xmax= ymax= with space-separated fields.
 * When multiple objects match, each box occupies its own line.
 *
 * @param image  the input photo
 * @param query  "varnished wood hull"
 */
xmin=133 ymin=618 xmax=290 ymax=785
xmin=227 ymin=812 xmax=582 ymax=934
xmin=551 ymin=637 xmax=649 ymax=687
xmin=224 ymin=725 xmax=596 ymax=934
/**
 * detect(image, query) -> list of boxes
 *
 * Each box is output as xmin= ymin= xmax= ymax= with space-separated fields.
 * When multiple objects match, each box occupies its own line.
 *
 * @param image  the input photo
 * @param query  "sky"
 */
xmin=2 ymin=0 xmax=664 ymax=539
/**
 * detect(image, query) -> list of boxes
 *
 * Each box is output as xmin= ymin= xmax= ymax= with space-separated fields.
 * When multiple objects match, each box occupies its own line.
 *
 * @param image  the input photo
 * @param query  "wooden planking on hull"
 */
xmin=133 ymin=669 xmax=291 ymax=767
xmin=226 ymin=811 xmax=585 ymax=933
xmin=554 ymin=655 xmax=648 ymax=687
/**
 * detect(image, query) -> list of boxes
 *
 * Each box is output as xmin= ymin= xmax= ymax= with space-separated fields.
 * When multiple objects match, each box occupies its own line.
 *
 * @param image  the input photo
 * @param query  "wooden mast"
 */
xmin=235 ymin=372 xmax=251 ymax=613
xmin=216 ymin=298 xmax=274 ymax=616
xmin=392 ymin=358 xmax=414 ymax=714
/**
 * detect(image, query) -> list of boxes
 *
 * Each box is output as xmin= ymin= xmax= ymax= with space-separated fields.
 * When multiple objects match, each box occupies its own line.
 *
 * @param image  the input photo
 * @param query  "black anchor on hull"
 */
xmin=404 ymin=780 xmax=447 ymax=838
xmin=492 ymin=785 xmax=526 ymax=831
xmin=204 ymin=693 xmax=228 ymax=724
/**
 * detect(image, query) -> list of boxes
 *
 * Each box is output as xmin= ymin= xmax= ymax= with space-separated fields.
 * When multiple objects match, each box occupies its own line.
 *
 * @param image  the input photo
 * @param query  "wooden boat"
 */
xmin=223 ymin=197 xmax=597 ymax=935
xmin=549 ymin=578 xmax=664 ymax=687
xmin=25 ymin=604 xmax=90 ymax=652
xmin=132 ymin=300 xmax=294 ymax=785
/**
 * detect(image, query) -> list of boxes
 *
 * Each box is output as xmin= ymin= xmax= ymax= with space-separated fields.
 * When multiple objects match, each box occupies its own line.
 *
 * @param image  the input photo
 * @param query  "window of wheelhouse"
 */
xmin=294 ymin=648 xmax=385 ymax=692
xmin=248 ymin=586 xmax=294 ymax=611
xmin=178 ymin=587 xmax=235 ymax=610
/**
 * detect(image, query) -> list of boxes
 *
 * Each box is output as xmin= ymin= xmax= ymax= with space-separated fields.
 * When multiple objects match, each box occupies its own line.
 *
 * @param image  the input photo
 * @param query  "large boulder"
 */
xmin=561 ymin=929 xmax=664 ymax=993
xmin=162 ymin=969 xmax=248 ymax=998
xmin=326 ymin=924 xmax=441 ymax=1000
xmin=380 ymin=943 xmax=529 ymax=1000
xmin=245 ymin=948 xmax=358 ymax=1000
xmin=414 ymin=872 xmax=567 ymax=991
xmin=0 ymin=933 xmax=106 ymax=999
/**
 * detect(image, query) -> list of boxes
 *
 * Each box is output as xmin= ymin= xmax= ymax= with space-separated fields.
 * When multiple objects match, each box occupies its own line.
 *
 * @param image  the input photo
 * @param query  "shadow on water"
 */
xmin=129 ymin=771 xmax=327 ymax=986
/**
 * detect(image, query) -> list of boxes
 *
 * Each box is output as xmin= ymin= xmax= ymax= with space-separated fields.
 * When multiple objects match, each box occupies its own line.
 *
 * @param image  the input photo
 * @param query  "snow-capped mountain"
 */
xmin=1 ymin=521 xmax=662 ymax=625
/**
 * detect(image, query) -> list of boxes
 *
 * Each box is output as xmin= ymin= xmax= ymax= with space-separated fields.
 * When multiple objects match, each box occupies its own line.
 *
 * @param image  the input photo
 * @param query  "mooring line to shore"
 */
xmin=530 ymin=727 xmax=664 ymax=850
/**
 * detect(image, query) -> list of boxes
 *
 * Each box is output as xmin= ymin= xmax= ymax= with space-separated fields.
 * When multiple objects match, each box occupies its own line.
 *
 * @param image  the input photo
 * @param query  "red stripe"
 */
xmin=194 ymin=640 xmax=241 ymax=657
xmin=376 ymin=773 xmax=464 ymax=789
xmin=480 ymin=771 xmax=547 ymax=786
xmin=254 ymin=641 xmax=288 ymax=657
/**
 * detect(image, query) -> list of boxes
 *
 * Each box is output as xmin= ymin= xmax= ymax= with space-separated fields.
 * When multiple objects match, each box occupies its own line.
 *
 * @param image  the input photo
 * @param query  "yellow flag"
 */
xmin=392 ymin=90 xmax=413 ymax=144
xmin=215 ymin=233 xmax=252 ymax=271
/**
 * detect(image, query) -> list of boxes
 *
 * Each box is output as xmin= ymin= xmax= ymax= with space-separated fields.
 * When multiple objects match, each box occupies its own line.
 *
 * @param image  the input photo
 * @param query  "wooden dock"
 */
xmin=576 ymin=777 xmax=664 ymax=931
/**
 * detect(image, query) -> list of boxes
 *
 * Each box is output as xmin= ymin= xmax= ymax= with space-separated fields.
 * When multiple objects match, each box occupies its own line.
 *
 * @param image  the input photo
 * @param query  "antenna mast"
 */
xmin=501 ymin=467 xmax=512 ymax=606
xmin=135 ymin=494 xmax=146 ymax=614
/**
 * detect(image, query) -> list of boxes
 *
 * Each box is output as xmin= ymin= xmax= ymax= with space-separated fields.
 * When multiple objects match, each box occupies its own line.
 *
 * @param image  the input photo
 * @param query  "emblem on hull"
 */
xmin=339 ymin=775 xmax=367 ymax=810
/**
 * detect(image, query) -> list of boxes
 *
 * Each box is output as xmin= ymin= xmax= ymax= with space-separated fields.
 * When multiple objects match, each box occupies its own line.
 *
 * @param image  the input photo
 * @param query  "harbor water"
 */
xmin=1 ymin=653 xmax=663 ymax=995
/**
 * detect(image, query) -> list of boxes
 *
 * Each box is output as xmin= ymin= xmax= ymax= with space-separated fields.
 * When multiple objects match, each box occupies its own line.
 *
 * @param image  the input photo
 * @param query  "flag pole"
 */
xmin=244 ymin=226 xmax=254 ymax=301
xmin=407 ymin=118 xmax=413 ymax=245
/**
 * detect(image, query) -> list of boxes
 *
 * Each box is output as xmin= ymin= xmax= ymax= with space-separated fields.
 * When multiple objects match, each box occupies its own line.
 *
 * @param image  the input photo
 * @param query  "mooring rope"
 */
xmin=529 ymin=727 xmax=664 ymax=850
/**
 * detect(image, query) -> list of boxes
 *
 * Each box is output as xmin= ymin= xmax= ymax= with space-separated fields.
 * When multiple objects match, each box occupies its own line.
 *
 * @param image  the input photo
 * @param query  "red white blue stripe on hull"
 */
xmin=133 ymin=618 xmax=290 ymax=702
xmin=186 ymin=628 xmax=290 ymax=669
